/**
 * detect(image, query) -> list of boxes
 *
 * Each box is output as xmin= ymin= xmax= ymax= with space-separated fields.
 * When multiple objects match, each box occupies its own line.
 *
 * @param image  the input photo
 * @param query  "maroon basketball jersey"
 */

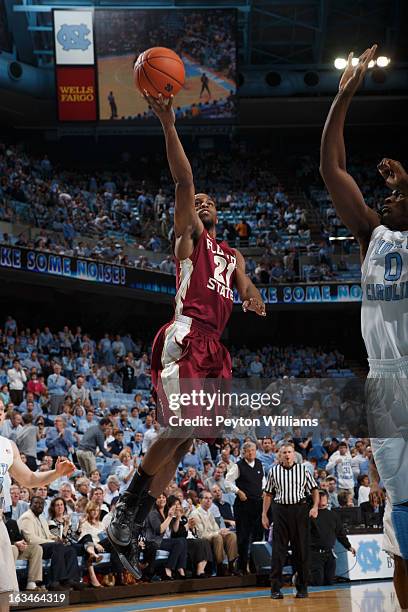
xmin=174 ymin=230 xmax=237 ymax=336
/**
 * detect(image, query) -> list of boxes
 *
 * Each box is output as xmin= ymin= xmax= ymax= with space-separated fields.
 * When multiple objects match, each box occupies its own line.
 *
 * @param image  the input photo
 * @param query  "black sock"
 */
xmin=134 ymin=493 xmax=157 ymax=525
xmin=126 ymin=466 xmax=154 ymax=496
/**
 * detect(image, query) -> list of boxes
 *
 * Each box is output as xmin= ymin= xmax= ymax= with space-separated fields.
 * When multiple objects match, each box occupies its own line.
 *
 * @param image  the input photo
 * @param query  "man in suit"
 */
xmin=6 ymin=518 xmax=44 ymax=590
xmin=191 ymin=491 xmax=238 ymax=576
xmin=18 ymin=496 xmax=82 ymax=590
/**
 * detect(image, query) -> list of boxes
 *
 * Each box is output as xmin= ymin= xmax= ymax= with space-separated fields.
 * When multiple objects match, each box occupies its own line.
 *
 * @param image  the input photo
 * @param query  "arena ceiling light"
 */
xmin=334 ymin=58 xmax=347 ymax=70
xmin=376 ymin=56 xmax=390 ymax=67
xmin=334 ymin=56 xmax=389 ymax=70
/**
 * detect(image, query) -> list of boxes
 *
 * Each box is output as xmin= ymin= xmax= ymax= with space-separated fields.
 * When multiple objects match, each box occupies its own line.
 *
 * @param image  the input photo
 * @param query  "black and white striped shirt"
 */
xmin=264 ymin=463 xmax=318 ymax=505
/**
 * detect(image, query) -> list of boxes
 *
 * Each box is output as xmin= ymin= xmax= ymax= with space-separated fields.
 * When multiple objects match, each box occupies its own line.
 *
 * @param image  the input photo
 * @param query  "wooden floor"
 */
xmin=35 ymin=581 xmax=399 ymax=612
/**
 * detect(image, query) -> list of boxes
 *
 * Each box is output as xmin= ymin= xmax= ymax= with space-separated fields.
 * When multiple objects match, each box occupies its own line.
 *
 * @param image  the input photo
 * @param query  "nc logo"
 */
xmin=357 ymin=540 xmax=382 ymax=573
xmin=57 ymin=23 xmax=91 ymax=51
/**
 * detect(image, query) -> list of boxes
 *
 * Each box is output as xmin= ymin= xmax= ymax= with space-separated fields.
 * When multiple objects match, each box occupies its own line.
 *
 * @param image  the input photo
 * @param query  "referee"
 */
xmin=262 ymin=443 xmax=319 ymax=599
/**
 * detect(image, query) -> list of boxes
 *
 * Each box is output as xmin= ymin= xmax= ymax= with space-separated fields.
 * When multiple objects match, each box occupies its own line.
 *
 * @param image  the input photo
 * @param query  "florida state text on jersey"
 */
xmin=174 ymin=230 xmax=237 ymax=337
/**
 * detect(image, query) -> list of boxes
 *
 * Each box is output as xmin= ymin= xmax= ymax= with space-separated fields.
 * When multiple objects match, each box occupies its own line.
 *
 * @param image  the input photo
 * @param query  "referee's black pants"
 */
xmin=270 ymin=501 xmax=309 ymax=593
xmin=234 ymin=497 xmax=263 ymax=572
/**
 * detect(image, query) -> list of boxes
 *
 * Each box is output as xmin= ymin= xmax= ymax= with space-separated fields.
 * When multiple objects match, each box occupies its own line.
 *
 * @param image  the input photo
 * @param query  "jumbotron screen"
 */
xmin=53 ymin=9 xmax=237 ymax=122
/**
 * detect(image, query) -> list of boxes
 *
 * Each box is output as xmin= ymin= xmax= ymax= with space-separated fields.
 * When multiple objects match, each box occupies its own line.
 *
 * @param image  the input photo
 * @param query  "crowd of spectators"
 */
xmin=231 ymin=344 xmax=345 ymax=379
xmin=0 ymin=143 xmax=316 ymax=277
xmin=1 ymin=143 xmax=382 ymax=285
xmin=0 ymin=142 xmax=339 ymax=284
xmin=0 ymin=315 xmax=380 ymax=590
xmin=295 ymin=154 xmax=387 ymax=239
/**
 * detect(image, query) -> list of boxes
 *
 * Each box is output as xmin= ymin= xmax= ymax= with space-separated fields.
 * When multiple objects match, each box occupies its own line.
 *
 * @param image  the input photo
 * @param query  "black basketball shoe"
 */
xmin=107 ymin=491 xmax=141 ymax=548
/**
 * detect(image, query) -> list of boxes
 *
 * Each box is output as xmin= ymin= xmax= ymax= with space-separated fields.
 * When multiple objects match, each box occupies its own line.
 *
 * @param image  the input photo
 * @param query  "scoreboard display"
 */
xmin=53 ymin=8 xmax=237 ymax=123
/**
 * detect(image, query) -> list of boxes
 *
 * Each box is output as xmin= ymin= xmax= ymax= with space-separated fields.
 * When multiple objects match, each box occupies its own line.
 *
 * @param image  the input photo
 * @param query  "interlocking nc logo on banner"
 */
xmin=56 ymin=23 xmax=92 ymax=52
xmin=53 ymin=10 xmax=94 ymax=65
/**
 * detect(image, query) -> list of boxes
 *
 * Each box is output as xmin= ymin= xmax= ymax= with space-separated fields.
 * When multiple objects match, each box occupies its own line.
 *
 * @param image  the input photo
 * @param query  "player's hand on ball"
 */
xmin=143 ymin=91 xmax=175 ymax=127
xmin=55 ymin=456 xmax=75 ymax=477
xmin=242 ymin=297 xmax=266 ymax=316
xmin=378 ymin=158 xmax=408 ymax=193
xmin=339 ymin=45 xmax=377 ymax=97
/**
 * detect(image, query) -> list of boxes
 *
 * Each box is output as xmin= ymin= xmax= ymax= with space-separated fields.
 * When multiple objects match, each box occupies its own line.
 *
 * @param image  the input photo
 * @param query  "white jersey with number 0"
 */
xmin=361 ymin=224 xmax=408 ymax=360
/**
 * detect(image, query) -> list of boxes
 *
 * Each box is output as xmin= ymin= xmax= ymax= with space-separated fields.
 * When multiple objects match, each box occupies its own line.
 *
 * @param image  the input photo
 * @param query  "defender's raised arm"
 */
xmin=320 ymin=46 xmax=379 ymax=255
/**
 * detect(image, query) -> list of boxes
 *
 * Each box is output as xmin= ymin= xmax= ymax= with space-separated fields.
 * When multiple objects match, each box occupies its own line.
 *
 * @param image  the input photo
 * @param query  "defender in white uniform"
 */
xmin=320 ymin=45 xmax=408 ymax=611
xmin=0 ymin=402 xmax=74 ymax=612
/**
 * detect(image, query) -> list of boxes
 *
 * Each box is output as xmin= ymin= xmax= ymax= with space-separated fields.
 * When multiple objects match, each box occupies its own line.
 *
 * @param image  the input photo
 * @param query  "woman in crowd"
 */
xmin=48 ymin=497 xmax=103 ymax=588
xmin=115 ymin=447 xmax=137 ymax=492
xmin=0 ymin=383 xmax=10 ymax=406
xmin=27 ymin=372 xmax=46 ymax=399
xmin=144 ymin=494 xmax=188 ymax=580
xmin=360 ymin=491 xmax=385 ymax=526
xmin=104 ymin=475 xmax=121 ymax=505
xmin=168 ymin=496 xmax=213 ymax=578
xmin=19 ymin=486 xmax=31 ymax=503
xmin=180 ymin=443 xmax=203 ymax=472
xmin=89 ymin=469 xmax=102 ymax=490
xmin=89 ymin=487 xmax=110 ymax=519
xmin=179 ymin=467 xmax=205 ymax=496
xmin=79 ymin=501 xmax=124 ymax=584
xmin=59 ymin=401 xmax=76 ymax=429
xmin=184 ymin=490 xmax=200 ymax=517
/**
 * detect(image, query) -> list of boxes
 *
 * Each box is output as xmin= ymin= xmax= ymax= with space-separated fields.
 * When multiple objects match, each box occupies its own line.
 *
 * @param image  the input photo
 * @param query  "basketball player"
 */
xmin=107 ymin=91 xmax=266 ymax=577
xmin=0 ymin=400 xmax=75 ymax=611
xmin=320 ymin=44 xmax=408 ymax=609
xmin=200 ymin=73 xmax=211 ymax=99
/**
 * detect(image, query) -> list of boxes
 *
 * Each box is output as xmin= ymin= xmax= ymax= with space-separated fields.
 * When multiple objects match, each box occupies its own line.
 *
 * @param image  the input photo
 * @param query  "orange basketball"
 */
xmin=134 ymin=47 xmax=185 ymax=98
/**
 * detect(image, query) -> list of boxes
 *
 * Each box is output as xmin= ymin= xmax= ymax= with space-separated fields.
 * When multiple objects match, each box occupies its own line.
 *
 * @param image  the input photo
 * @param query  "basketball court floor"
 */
xmin=97 ymin=53 xmax=234 ymax=119
xmin=35 ymin=581 xmax=399 ymax=612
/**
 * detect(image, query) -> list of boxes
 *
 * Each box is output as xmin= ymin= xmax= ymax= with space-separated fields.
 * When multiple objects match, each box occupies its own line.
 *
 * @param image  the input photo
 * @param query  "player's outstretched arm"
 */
xmin=9 ymin=441 xmax=75 ymax=488
xmin=143 ymin=92 xmax=203 ymax=249
xmin=235 ymin=249 xmax=266 ymax=316
xmin=320 ymin=46 xmax=379 ymax=252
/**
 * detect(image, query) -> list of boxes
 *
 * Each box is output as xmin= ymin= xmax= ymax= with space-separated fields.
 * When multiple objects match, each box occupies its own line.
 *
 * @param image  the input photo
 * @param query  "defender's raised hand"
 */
xmin=378 ymin=158 xmax=408 ymax=194
xmin=143 ymin=91 xmax=175 ymax=128
xmin=339 ymin=45 xmax=377 ymax=97
xmin=55 ymin=456 xmax=75 ymax=477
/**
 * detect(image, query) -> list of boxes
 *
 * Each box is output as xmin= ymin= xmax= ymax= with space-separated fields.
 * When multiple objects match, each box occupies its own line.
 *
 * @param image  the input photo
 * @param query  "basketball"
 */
xmin=134 ymin=47 xmax=185 ymax=98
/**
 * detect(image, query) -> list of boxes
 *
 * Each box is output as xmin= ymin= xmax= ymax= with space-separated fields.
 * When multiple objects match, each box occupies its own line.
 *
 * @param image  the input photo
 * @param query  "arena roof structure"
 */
xmin=2 ymin=0 xmax=406 ymax=68
xmin=0 ymin=0 xmax=407 ymax=129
